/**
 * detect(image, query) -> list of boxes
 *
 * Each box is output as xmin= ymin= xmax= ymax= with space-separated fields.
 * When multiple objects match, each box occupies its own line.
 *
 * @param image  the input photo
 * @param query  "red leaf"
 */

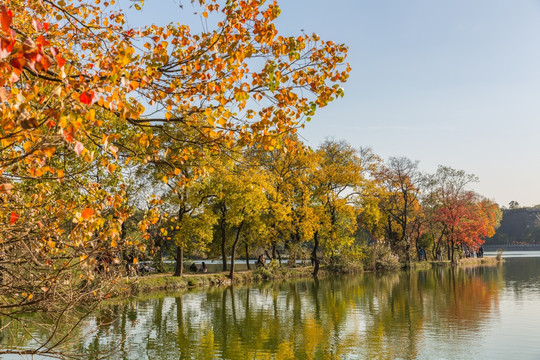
xmin=79 ymin=91 xmax=94 ymax=105
xmin=9 ymin=211 xmax=18 ymax=225
xmin=0 ymin=36 xmax=14 ymax=59
xmin=10 ymin=56 xmax=24 ymax=71
xmin=0 ymin=6 xmax=13 ymax=33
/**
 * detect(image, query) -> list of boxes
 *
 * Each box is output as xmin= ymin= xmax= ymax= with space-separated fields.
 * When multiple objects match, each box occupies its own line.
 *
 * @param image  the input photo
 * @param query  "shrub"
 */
xmin=325 ymin=252 xmax=364 ymax=273
xmin=364 ymin=242 xmax=401 ymax=272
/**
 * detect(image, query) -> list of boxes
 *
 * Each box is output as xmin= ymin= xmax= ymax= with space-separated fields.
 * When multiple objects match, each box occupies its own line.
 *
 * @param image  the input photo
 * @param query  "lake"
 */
xmin=2 ymin=252 xmax=540 ymax=359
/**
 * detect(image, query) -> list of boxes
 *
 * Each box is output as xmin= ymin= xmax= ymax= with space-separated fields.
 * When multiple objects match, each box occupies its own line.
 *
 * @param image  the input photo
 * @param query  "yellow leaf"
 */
xmin=162 ymin=175 xmax=168 ymax=184
xmin=107 ymin=163 xmax=117 ymax=173
xmin=111 ymin=239 xmax=117 ymax=247
xmin=43 ymin=147 xmax=56 ymax=159
xmin=23 ymin=141 xmax=33 ymax=153
xmin=174 ymin=168 xmax=181 ymax=175
xmin=85 ymin=109 xmax=96 ymax=122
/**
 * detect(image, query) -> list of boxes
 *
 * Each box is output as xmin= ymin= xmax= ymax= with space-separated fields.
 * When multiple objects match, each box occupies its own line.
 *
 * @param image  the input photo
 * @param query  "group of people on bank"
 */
xmin=417 ymin=246 xmax=485 ymax=262
xmin=464 ymin=246 xmax=484 ymax=258
xmin=189 ymin=262 xmax=208 ymax=273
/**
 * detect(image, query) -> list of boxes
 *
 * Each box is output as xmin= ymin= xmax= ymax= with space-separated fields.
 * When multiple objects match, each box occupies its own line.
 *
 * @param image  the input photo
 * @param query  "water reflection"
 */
xmin=8 ymin=258 xmax=540 ymax=359
xmin=60 ymin=264 xmax=505 ymax=360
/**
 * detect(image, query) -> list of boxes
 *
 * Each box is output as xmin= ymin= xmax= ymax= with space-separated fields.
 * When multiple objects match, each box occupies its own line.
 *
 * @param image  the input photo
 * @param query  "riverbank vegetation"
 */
xmin=121 ymin=256 xmax=502 ymax=296
xmin=0 ymin=0 xmax=501 ymax=357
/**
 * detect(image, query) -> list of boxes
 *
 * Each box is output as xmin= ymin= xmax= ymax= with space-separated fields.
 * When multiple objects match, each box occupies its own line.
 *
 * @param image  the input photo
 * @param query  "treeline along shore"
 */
xmin=118 ymin=256 xmax=504 ymax=297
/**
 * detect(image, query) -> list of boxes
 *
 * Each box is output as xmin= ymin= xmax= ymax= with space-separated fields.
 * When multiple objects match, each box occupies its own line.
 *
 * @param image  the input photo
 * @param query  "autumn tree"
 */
xmin=425 ymin=166 xmax=501 ymax=263
xmin=378 ymin=157 xmax=425 ymax=266
xmin=354 ymin=147 xmax=386 ymax=243
xmin=208 ymin=159 xmax=268 ymax=279
xmin=0 ymin=0 xmax=349 ymax=355
xmin=246 ymin=136 xmax=319 ymax=265
xmin=309 ymin=139 xmax=368 ymax=275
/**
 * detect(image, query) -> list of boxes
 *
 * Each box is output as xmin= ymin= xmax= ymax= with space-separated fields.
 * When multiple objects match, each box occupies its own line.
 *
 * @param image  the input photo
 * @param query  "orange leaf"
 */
xmin=81 ymin=208 xmax=94 ymax=219
xmin=56 ymin=54 xmax=66 ymax=68
xmin=9 ymin=211 xmax=18 ymax=225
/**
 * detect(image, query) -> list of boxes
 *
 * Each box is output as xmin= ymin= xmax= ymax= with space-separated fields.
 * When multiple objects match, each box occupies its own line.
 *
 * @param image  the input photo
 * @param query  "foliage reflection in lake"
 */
xmin=6 ymin=257 xmax=540 ymax=359
xmin=71 ymin=264 xmax=507 ymax=360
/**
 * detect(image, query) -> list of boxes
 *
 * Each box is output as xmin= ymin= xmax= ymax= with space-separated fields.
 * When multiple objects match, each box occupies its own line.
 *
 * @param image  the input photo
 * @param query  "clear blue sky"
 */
xmin=128 ymin=0 xmax=540 ymax=207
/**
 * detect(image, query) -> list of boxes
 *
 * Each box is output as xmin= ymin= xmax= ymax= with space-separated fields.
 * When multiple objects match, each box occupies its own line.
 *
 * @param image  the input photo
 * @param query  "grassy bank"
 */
xmin=411 ymin=256 xmax=502 ymax=269
xmin=111 ymin=256 xmax=502 ymax=298
xmin=114 ymin=266 xmax=324 ymax=297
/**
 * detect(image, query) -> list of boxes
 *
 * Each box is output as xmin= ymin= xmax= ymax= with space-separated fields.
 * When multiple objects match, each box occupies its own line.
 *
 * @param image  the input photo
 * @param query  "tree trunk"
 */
xmin=229 ymin=222 xmax=244 ymax=280
xmin=173 ymin=246 xmax=183 ymax=277
xmin=272 ymin=243 xmax=277 ymax=260
xmin=244 ymin=242 xmax=250 ymax=270
xmin=220 ymin=219 xmax=228 ymax=271
xmin=312 ymin=231 xmax=320 ymax=276
xmin=153 ymin=236 xmax=164 ymax=273
xmin=451 ymin=241 xmax=457 ymax=265
xmin=405 ymin=237 xmax=411 ymax=267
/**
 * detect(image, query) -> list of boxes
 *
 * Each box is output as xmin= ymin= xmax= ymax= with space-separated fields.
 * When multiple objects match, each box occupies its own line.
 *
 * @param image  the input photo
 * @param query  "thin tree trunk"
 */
xmin=173 ymin=246 xmax=183 ymax=277
xmin=405 ymin=237 xmax=411 ymax=267
xmin=312 ymin=231 xmax=320 ymax=276
xmin=229 ymin=222 xmax=244 ymax=280
xmin=220 ymin=219 xmax=228 ymax=271
xmin=244 ymin=242 xmax=250 ymax=270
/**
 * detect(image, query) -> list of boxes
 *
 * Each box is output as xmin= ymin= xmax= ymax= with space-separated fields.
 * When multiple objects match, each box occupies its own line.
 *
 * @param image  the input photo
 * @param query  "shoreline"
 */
xmin=113 ymin=256 xmax=502 ymax=298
